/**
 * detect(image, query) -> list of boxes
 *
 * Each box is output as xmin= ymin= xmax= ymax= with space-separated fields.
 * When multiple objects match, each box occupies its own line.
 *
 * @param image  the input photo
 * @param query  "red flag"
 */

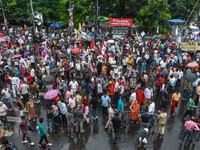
xmin=90 ymin=38 xmax=95 ymax=49
xmin=123 ymin=38 xmax=126 ymax=45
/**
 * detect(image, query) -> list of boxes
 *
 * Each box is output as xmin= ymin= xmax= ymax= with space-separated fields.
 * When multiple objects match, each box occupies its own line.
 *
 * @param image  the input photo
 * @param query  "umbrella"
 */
xmin=50 ymin=68 xmax=60 ymax=73
xmin=0 ymin=39 xmax=6 ymax=42
xmin=72 ymin=48 xmax=80 ymax=54
xmin=1 ymin=52 xmax=10 ymax=57
xmin=44 ymin=89 xmax=59 ymax=100
xmin=108 ymin=40 xmax=115 ymax=43
xmin=82 ymin=36 xmax=87 ymax=40
xmin=12 ymin=54 xmax=22 ymax=59
xmin=71 ymin=38 xmax=76 ymax=40
xmin=187 ymin=62 xmax=199 ymax=68
xmin=184 ymin=73 xmax=198 ymax=82
xmin=0 ymin=37 xmax=8 ymax=40
xmin=43 ymin=75 xmax=55 ymax=84
xmin=24 ymin=51 xmax=30 ymax=55
xmin=58 ymin=53 xmax=66 ymax=58
xmin=50 ymin=23 xmax=63 ymax=28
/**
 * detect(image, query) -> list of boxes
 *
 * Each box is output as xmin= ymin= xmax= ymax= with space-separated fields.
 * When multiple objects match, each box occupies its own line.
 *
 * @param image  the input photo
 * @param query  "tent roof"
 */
xmin=166 ymin=19 xmax=186 ymax=24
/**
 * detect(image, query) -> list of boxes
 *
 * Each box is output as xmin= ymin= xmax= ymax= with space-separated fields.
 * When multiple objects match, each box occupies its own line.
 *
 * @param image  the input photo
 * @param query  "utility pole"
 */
xmin=0 ymin=0 xmax=7 ymax=30
xmin=96 ymin=0 xmax=98 ymax=36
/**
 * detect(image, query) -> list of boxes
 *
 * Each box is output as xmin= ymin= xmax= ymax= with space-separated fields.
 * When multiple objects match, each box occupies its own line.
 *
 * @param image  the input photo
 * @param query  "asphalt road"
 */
xmin=1 ymin=81 xmax=200 ymax=150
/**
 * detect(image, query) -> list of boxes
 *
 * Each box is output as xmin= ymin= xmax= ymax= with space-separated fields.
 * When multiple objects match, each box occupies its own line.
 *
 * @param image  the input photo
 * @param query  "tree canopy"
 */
xmin=0 ymin=0 xmax=199 ymax=32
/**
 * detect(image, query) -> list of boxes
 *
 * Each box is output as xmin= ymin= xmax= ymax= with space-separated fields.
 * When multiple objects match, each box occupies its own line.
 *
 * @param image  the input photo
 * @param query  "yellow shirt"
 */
xmin=172 ymin=93 xmax=181 ymax=101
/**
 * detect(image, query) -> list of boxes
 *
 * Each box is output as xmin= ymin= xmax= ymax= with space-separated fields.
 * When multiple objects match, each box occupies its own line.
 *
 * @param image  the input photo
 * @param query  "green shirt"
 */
xmin=38 ymin=123 xmax=46 ymax=136
xmin=187 ymin=98 xmax=195 ymax=111
xmin=76 ymin=95 xmax=82 ymax=105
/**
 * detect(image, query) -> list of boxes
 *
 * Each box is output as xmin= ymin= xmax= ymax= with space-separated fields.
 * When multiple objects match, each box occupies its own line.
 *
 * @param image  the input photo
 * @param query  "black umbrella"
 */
xmin=43 ymin=75 xmax=55 ymax=84
xmin=184 ymin=73 xmax=198 ymax=82
xmin=50 ymin=68 xmax=60 ymax=73
xmin=1 ymin=52 xmax=10 ymax=57
xmin=58 ymin=53 xmax=66 ymax=58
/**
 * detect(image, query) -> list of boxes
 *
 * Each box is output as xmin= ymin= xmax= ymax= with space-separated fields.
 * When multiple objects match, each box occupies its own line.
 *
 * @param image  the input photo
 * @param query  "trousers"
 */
xmin=12 ymin=85 xmax=19 ymax=97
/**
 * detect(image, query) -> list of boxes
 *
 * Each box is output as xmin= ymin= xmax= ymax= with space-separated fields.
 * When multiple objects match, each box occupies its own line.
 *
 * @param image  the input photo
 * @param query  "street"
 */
xmin=1 ymin=85 xmax=200 ymax=150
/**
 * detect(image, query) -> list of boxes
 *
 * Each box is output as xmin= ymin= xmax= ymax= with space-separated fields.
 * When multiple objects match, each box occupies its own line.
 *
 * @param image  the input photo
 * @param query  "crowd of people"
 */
xmin=0 ymin=25 xmax=200 ymax=149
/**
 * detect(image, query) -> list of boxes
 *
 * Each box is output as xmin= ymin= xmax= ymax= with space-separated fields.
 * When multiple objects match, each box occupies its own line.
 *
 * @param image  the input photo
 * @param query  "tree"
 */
xmin=168 ymin=0 xmax=200 ymax=22
xmin=59 ymin=0 xmax=96 ymax=26
xmin=136 ymin=0 xmax=171 ymax=32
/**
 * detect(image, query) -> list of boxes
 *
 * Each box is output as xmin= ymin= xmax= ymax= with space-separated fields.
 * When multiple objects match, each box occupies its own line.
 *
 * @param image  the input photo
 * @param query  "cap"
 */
xmin=144 ymin=128 xmax=149 ymax=133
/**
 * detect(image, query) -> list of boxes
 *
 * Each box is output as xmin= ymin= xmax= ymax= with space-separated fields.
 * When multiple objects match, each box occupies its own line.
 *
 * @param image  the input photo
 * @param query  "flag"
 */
xmin=101 ymin=34 xmax=105 ymax=48
xmin=131 ymin=29 xmax=133 ymax=35
xmin=90 ymin=37 xmax=95 ymax=49
xmin=123 ymin=38 xmax=126 ymax=45
xmin=78 ymin=22 xmax=81 ymax=31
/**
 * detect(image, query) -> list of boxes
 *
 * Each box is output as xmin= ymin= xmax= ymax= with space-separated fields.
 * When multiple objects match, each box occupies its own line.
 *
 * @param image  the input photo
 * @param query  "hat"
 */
xmin=144 ymin=128 xmax=149 ymax=133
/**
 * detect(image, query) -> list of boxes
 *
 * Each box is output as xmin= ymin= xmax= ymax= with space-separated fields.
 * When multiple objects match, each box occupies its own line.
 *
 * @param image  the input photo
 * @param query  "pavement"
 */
xmin=1 ymin=82 xmax=200 ymax=150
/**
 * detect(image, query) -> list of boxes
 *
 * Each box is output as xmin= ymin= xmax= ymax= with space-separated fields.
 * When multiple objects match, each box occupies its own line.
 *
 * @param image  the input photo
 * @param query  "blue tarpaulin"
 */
xmin=166 ymin=19 xmax=186 ymax=24
xmin=50 ymin=23 xmax=63 ymax=28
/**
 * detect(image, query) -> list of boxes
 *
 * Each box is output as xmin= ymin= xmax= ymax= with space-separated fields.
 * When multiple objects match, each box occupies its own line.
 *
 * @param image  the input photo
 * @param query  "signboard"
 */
xmin=111 ymin=27 xmax=128 ymax=39
xmin=69 ymin=21 xmax=74 ymax=27
xmin=82 ymin=22 xmax=86 ymax=27
xmin=110 ymin=18 xmax=132 ymax=27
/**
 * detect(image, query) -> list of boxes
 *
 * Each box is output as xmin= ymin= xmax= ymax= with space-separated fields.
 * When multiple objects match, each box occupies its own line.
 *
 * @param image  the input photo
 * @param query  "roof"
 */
xmin=166 ymin=19 xmax=186 ymax=24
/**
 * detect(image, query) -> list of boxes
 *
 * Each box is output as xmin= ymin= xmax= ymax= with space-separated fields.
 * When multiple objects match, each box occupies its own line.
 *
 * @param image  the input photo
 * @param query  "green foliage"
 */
xmin=0 ymin=0 xmax=199 ymax=32
xmin=137 ymin=0 xmax=171 ymax=33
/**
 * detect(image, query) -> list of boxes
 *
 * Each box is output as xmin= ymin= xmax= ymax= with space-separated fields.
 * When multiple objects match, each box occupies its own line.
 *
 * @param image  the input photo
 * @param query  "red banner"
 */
xmin=110 ymin=18 xmax=133 ymax=27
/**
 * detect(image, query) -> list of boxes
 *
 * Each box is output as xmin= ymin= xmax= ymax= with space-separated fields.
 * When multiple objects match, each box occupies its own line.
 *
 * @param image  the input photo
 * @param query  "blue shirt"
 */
xmin=49 ymin=60 xmax=54 ymax=68
xmin=101 ymin=95 xmax=110 ymax=107
xmin=117 ymin=99 xmax=124 ymax=112
xmin=151 ymin=62 xmax=157 ymax=68
xmin=160 ymin=52 xmax=164 ymax=59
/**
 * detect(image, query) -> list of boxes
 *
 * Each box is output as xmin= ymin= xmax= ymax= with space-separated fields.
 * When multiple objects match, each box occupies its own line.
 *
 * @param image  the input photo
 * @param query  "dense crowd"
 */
xmin=0 ymin=26 xmax=200 ymax=149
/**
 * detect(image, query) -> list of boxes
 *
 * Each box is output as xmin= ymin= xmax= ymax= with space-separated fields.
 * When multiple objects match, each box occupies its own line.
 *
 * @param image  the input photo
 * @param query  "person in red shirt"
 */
xmin=156 ymin=75 xmax=165 ymax=96
xmin=136 ymin=88 xmax=145 ymax=111
xmin=27 ymin=73 xmax=33 ymax=85
xmin=4 ymin=73 xmax=11 ymax=90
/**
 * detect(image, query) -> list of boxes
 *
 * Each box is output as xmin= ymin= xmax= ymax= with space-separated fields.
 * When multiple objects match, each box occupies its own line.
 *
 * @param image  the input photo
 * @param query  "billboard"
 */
xmin=110 ymin=18 xmax=133 ymax=27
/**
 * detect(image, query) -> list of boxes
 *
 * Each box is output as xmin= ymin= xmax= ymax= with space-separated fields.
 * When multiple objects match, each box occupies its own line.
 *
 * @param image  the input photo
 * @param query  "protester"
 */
xmin=179 ymin=117 xmax=200 ymax=147
xmin=157 ymin=108 xmax=167 ymax=136
xmin=110 ymin=112 xmax=121 ymax=144
xmin=38 ymin=118 xmax=52 ymax=147
xmin=18 ymin=116 xmax=35 ymax=146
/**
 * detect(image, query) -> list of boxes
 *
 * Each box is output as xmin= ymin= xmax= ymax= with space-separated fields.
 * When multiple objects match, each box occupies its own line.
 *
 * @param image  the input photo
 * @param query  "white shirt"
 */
xmin=69 ymin=81 xmax=78 ymax=90
xmin=30 ymin=69 xmax=35 ymax=77
xmin=1 ymin=88 xmax=11 ymax=98
xmin=76 ymin=63 xmax=81 ymax=71
xmin=144 ymin=88 xmax=153 ymax=99
xmin=148 ymin=102 xmax=155 ymax=115
xmin=114 ymin=82 xmax=119 ymax=92
xmin=9 ymin=76 xmax=20 ymax=85
xmin=97 ymin=83 xmax=103 ymax=93
xmin=178 ymin=71 xmax=183 ymax=79
xmin=129 ymin=92 xmax=136 ymax=103
xmin=30 ymin=55 xmax=35 ymax=63
xmin=169 ymin=77 xmax=176 ymax=86
xmin=0 ymin=104 xmax=8 ymax=116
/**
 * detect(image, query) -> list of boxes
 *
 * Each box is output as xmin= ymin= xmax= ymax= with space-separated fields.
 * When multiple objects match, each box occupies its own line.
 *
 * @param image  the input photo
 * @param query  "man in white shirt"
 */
xmin=9 ymin=74 xmax=20 ymax=97
xmin=144 ymin=85 xmax=153 ymax=109
xmin=0 ymin=101 xmax=8 ymax=129
xmin=30 ymin=55 xmax=35 ymax=68
xmin=69 ymin=79 xmax=78 ymax=96
xmin=20 ymin=81 xmax=29 ymax=105
xmin=148 ymin=100 xmax=155 ymax=124
xmin=129 ymin=90 xmax=136 ymax=104
xmin=176 ymin=68 xmax=183 ymax=87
